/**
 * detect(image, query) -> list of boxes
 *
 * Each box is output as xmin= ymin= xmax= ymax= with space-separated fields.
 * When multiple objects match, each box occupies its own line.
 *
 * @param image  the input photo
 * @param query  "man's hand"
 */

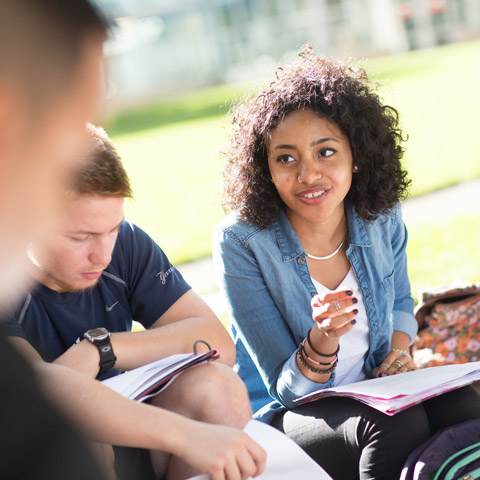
xmin=54 ymin=339 xmax=101 ymax=377
xmin=174 ymin=421 xmax=266 ymax=480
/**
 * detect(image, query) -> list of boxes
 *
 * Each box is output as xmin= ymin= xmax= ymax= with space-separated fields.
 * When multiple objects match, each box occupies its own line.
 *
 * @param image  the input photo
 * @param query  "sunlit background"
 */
xmin=91 ymin=0 xmax=480 ymax=317
xmin=96 ymin=0 xmax=479 ymax=106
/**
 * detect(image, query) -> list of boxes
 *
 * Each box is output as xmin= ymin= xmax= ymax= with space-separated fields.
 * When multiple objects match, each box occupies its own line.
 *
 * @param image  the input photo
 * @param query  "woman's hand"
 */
xmin=373 ymin=350 xmax=416 ymax=377
xmin=311 ymin=289 xmax=358 ymax=338
xmin=373 ymin=332 xmax=417 ymax=377
xmin=298 ymin=289 xmax=357 ymax=382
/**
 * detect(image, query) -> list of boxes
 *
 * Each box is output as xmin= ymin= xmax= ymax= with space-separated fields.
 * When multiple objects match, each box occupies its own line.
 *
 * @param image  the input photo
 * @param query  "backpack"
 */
xmin=400 ymin=419 xmax=480 ymax=480
xmin=412 ymin=282 xmax=480 ymax=368
xmin=433 ymin=442 xmax=480 ymax=479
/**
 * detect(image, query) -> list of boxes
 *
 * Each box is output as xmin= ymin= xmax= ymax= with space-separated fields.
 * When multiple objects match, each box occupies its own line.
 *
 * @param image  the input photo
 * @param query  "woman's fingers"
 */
xmin=374 ymin=352 xmax=415 ymax=377
xmin=324 ymin=297 xmax=357 ymax=315
xmin=312 ymin=297 xmax=358 ymax=321
xmin=315 ymin=308 xmax=357 ymax=329
xmin=311 ymin=288 xmax=354 ymax=308
xmin=327 ymin=318 xmax=357 ymax=337
xmin=314 ymin=311 xmax=357 ymax=339
xmin=311 ymin=288 xmax=358 ymax=338
xmin=391 ymin=356 xmax=416 ymax=375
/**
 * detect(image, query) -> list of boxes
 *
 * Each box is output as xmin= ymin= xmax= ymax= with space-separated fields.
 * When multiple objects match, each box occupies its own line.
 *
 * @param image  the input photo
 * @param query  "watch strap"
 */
xmin=95 ymin=337 xmax=116 ymax=374
xmin=84 ymin=330 xmax=117 ymax=374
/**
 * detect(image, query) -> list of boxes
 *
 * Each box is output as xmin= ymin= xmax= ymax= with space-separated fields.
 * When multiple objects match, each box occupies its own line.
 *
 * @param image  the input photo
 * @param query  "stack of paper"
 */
xmin=296 ymin=361 xmax=480 ymax=415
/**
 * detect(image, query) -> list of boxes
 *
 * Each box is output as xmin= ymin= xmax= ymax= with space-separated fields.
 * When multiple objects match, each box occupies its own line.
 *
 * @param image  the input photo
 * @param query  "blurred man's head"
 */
xmin=0 ymin=0 xmax=109 ymax=307
xmin=30 ymin=124 xmax=133 ymax=293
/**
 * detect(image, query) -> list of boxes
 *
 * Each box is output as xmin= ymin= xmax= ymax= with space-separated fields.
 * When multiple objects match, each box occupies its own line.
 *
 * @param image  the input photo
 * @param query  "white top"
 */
xmin=311 ymin=268 xmax=370 ymax=386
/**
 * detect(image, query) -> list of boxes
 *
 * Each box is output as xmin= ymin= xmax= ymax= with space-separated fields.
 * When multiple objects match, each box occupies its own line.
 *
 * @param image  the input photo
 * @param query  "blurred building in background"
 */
xmin=95 ymin=0 xmax=480 ymax=107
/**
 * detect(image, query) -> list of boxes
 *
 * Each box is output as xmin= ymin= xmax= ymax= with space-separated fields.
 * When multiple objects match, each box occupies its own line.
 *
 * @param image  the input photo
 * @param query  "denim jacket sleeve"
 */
xmin=389 ymin=205 xmax=418 ymax=343
xmin=212 ymin=227 xmax=335 ymax=409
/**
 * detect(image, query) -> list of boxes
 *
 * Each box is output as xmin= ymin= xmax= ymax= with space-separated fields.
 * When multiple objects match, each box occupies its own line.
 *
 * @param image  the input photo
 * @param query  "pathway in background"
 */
xmin=400 ymin=178 xmax=480 ymax=227
xmin=179 ymin=178 xmax=480 ymax=316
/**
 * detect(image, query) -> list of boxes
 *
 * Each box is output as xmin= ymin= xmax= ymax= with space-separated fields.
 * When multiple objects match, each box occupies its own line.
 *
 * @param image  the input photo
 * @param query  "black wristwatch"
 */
xmin=84 ymin=327 xmax=116 ymax=374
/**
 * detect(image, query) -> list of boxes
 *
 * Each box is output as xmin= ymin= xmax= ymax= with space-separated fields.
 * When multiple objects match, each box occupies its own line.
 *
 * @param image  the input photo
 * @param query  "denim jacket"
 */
xmin=212 ymin=202 xmax=417 ymax=424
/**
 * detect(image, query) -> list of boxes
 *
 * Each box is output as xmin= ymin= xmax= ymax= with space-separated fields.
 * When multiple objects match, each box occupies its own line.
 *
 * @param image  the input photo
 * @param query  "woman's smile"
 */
xmin=296 ymin=186 xmax=330 ymax=204
xmin=267 ymin=108 xmax=353 ymax=226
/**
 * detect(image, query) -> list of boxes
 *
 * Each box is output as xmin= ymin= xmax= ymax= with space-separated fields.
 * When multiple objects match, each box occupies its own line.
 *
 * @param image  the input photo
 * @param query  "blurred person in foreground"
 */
xmin=0 ymin=2 xmax=265 ymax=480
xmin=0 ymin=0 xmax=109 ymax=478
xmin=4 ymin=123 xmax=266 ymax=480
xmin=0 ymin=0 xmax=107 ymax=310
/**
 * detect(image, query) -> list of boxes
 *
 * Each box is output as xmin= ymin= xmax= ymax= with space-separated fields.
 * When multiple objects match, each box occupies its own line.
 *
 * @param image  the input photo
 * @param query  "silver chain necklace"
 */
xmin=305 ymin=235 xmax=347 ymax=261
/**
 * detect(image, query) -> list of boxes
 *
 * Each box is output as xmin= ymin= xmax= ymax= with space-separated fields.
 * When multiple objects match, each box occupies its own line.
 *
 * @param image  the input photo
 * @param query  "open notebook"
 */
xmin=102 ymin=349 xmax=218 ymax=401
xmin=295 ymin=361 xmax=480 ymax=415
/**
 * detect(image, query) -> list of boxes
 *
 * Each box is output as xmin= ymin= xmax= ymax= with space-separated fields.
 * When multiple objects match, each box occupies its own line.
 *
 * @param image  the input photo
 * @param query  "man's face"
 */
xmin=0 ymin=34 xmax=105 ymax=306
xmin=30 ymin=195 xmax=125 ymax=293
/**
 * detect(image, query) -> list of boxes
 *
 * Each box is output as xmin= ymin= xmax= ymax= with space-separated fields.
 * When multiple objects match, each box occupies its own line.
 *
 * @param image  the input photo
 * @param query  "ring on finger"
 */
xmin=380 ymin=363 xmax=390 ymax=369
xmin=392 ymin=360 xmax=404 ymax=368
xmin=333 ymin=301 xmax=341 ymax=312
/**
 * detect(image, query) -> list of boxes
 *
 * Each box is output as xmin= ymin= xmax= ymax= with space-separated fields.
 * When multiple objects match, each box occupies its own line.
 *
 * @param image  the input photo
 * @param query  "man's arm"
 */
xmin=11 ymin=337 xmax=265 ymax=479
xmin=54 ymin=289 xmax=235 ymax=376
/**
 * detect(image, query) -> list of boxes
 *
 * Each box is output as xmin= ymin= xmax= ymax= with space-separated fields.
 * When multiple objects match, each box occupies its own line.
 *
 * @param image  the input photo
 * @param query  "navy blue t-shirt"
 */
xmin=2 ymin=222 xmax=191 ymax=378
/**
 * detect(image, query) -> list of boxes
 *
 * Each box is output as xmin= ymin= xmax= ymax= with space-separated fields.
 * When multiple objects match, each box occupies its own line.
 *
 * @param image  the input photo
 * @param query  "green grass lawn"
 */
xmin=407 ymin=214 xmax=480 ymax=301
xmin=367 ymin=40 xmax=480 ymax=196
xmin=109 ymin=39 xmax=480 ymax=266
xmin=117 ymin=116 xmax=227 ymax=262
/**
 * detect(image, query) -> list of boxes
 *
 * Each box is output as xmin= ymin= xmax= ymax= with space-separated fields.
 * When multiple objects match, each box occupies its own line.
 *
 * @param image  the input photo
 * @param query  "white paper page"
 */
xmin=299 ymin=361 xmax=480 ymax=401
xmin=188 ymin=419 xmax=332 ymax=480
xmin=102 ymin=353 xmax=192 ymax=398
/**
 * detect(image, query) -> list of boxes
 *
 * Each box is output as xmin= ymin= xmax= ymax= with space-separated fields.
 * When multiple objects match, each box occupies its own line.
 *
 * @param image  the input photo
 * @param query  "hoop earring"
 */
xmin=353 ymin=165 xmax=359 ymax=173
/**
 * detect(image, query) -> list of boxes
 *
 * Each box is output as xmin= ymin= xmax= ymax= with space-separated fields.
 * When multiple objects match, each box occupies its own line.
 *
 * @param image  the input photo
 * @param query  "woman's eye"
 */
xmin=277 ymin=154 xmax=296 ymax=164
xmin=319 ymin=148 xmax=336 ymax=158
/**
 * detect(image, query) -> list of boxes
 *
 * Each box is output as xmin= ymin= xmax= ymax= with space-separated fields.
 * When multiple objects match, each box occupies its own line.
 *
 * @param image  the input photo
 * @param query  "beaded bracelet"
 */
xmin=390 ymin=348 xmax=411 ymax=358
xmin=307 ymin=328 xmax=340 ymax=357
xmin=297 ymin=347 xmax=338 ymax=375
xmin=300 ymin=340 xmax=337 ymax=366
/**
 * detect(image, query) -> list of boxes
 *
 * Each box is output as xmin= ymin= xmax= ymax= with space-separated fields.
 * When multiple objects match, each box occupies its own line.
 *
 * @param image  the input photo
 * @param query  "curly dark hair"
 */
xmin=221 ymin=45 xmax=411 ymax=228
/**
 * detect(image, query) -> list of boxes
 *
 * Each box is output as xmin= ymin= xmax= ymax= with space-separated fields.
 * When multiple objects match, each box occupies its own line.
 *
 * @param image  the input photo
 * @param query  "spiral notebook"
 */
xmin=102 ymin=348 xmax=218 ymax=402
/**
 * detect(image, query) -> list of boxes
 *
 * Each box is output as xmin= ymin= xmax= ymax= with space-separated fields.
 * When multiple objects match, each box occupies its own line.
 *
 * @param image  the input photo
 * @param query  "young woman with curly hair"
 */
xmin=212 ymin=46 xmax=480 ymax=479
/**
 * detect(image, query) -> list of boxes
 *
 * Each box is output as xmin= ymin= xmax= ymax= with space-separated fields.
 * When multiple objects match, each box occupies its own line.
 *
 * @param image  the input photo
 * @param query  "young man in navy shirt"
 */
xmin=4 ymin=124 xmax=266 ymax=480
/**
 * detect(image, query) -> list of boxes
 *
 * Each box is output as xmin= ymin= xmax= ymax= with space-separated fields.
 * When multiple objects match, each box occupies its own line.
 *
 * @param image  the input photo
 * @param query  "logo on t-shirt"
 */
xmin=156 ymin=267 xmax=175 ymax=285
xmin=105 ymin=301 xmax=118 ymax=312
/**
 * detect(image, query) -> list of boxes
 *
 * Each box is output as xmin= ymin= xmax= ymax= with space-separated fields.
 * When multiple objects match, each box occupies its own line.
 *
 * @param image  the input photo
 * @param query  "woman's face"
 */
xmin=267 ymin=108 xmax=354 ymax=226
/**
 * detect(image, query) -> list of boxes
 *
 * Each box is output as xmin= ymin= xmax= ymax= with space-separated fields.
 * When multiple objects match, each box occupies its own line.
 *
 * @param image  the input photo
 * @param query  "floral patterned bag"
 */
xmin=412 ymin=282 xmax=480 ymax=368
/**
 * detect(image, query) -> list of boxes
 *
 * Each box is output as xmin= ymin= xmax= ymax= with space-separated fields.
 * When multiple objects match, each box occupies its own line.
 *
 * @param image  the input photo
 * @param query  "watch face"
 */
xmin=86 ymin=327 xmax=110 ymax=342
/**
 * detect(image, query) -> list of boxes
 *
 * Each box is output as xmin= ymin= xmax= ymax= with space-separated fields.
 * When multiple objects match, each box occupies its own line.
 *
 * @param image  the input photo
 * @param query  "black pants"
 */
xmin=113 ymin=446 xmax=158 ymax=480
xmin=270 ymin=386 xmax=480 ymax=480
